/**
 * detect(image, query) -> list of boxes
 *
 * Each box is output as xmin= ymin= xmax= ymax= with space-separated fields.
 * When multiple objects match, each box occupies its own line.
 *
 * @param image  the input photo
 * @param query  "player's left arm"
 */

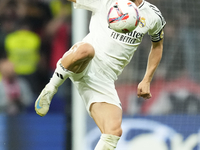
xmin=137 ymin=32 xmax=164 ymax=99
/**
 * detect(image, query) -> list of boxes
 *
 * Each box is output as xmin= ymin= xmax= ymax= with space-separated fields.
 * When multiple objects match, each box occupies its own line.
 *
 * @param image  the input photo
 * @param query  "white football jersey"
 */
xmin=74 ymin=0 xmax=166 ymax=80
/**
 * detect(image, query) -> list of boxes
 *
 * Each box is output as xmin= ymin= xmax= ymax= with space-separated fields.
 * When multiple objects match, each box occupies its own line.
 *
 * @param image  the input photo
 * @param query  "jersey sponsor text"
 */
xmin=110 ymin=30 xmax=144 ymax=44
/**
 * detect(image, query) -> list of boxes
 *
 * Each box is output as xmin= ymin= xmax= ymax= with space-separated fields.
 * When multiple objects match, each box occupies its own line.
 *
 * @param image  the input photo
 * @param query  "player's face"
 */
xmin=130 ymin=0 xmax=143 ymax=6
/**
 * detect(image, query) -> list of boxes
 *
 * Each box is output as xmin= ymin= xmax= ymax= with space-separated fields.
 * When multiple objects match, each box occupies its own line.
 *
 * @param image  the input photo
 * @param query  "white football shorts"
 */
xmin=69 ymin=55 xmax=122 ymax=116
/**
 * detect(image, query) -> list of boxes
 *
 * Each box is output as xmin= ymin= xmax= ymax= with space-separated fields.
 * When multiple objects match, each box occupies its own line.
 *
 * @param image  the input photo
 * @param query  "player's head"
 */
xmin=130 ymin=0 xmax=142 ymax=6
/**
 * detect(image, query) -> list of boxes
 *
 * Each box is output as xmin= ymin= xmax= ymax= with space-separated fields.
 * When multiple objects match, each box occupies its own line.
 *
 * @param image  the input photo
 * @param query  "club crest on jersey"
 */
xmin=139 ymin=17 xmax=146 ymax=28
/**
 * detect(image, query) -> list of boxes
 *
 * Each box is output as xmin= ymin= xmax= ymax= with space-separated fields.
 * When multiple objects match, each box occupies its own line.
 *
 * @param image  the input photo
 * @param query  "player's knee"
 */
xmin=76 ymin=42 xmax=95 ymax=61
xmin=113 ymin=126 xmax=123 ymax=137
xmin=106 ymin=122 xmax=123 ymax=137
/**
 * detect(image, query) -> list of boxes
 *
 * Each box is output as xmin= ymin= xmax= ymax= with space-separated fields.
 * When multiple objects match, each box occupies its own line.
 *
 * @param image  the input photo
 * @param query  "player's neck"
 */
xmin=133 ymin=0 xmax=143 ymax=6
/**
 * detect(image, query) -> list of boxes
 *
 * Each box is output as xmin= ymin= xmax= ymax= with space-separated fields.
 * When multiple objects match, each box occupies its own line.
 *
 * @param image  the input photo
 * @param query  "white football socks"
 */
xmin=48 ymin=59 xmax=74 ymax=89
xmin=95 ymin=134 xmax=120 ymax=150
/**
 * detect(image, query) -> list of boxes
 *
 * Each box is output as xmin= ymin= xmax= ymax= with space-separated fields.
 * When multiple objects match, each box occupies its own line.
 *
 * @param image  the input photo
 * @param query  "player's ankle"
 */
xmin=46 ymin=83 xmax=57 ymax=91
xmin=95 ymin=134 xmax=120 ymax=150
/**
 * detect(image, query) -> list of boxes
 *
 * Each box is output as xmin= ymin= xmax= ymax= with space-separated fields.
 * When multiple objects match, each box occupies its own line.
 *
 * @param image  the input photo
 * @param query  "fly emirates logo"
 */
xmin=110 ymin=30 xmax=144 ymax=45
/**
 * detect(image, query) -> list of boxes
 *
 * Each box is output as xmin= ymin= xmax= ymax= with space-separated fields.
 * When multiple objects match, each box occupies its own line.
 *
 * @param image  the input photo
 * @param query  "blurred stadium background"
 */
xmin=0 ymin=0 xmax=200 ymax=150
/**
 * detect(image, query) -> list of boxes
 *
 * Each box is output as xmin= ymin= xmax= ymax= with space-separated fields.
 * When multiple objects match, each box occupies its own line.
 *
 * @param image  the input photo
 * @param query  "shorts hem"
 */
xmin=86 ymin=100 xmax=122 ymax=117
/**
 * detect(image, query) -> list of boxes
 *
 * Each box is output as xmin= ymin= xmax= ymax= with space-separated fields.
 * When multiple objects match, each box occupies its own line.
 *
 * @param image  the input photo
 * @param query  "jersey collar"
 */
xmin=138 ymin=0 xmax=145 ymax=9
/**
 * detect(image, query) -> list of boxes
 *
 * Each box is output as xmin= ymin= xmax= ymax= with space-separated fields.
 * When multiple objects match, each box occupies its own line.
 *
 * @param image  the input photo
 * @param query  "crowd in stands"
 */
xmin=0 ymin=0 xmax=72 ymax=115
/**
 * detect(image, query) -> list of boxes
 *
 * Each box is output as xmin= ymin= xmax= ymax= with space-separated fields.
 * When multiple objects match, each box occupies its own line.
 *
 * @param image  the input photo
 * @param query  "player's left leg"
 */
xmin=90 ymin=102 xmax=122 ymax=150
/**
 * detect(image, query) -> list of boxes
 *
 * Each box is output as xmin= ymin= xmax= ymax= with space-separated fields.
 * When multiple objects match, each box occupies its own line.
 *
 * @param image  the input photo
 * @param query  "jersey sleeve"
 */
xmin=74 ymin=0 xmax=100 ymax=12
xmin=148 ymin=9 xmax=166 ymax=42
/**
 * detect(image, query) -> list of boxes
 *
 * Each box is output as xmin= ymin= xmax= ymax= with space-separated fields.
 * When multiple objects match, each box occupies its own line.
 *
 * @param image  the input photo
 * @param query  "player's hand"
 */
xmin=137 ymin=81 xmax=152 ymax=99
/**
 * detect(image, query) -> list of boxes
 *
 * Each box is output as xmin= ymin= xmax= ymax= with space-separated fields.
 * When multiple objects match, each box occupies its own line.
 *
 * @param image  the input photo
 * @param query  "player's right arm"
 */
xmin=68 ymin=0 xmax=76 ymax=3
xmin=67 ymin=0 xmax=100 ymax=12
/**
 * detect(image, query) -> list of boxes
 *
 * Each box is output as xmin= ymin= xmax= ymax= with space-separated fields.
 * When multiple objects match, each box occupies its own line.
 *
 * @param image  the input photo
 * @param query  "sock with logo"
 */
xmin=94 ymin=134 xmax=120 ymax=150
xmin=48 ymin=59 xmax=74 ymax=89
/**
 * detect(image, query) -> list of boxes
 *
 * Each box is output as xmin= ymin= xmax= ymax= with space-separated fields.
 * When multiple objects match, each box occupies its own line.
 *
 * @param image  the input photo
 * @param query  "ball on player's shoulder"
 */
xmin=107 ymin=0 xmax=140 ymax=33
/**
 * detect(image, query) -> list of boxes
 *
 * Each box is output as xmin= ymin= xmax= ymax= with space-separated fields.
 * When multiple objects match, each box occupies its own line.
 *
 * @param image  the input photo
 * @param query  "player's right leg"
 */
xmin=90 ymin=102 xmax=123 ymax=150
xmin=35 ymin=42 xmax=95 ymax=117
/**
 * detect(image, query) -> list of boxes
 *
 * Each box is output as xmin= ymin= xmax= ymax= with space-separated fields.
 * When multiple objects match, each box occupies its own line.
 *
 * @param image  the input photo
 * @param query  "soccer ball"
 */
xmin=107 ymin=0 xmax=140 ymax=33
